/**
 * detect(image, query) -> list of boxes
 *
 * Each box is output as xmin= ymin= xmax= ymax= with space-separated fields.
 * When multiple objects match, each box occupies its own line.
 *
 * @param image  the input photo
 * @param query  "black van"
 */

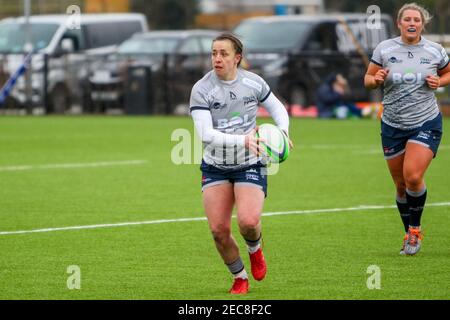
xmin=233 ymin=14 xmax=395 ymax=107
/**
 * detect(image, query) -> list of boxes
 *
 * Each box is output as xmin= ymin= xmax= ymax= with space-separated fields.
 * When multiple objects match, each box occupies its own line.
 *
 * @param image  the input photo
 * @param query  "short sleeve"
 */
xmin=370 ymin=43 xmax=383 ymax=67
xmin=438 ymin=45 xmax=449 ymax=70
xmin=241 ymin=72 xmax=272 ymax=103
xmin=258 ymin=77 xmax=272 ymax=103
xmin=189 ymin=83 xmax=210 ymax=112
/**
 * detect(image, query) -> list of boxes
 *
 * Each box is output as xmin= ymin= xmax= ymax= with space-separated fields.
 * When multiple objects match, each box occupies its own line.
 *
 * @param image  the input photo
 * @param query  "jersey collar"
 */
xmin=394 ymin=36 xmax=426 ymax=47
xmin=213 ymin=69 xmax=240 ymax=86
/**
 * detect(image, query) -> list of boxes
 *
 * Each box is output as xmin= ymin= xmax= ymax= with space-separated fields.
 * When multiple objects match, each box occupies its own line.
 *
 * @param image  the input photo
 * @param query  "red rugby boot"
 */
xmin=249 ymin=248 xmax=267 ymax=281
xmin=229 ymin=277 xmax=249 ymax=294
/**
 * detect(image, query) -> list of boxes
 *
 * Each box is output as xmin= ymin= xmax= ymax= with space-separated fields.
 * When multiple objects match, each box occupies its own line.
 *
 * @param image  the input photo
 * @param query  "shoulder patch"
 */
xmin=242 ymin=77 xmax=262 ymax=93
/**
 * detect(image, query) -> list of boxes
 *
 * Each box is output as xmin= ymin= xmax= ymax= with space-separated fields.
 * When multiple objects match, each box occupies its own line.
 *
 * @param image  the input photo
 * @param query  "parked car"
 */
xmin=0 ymin=13 xmax=148 ymax=113
xmin=88 ymin=29 xmax=219 ymax=114
xmin=233 ymin=14 xmax=395 ymax=107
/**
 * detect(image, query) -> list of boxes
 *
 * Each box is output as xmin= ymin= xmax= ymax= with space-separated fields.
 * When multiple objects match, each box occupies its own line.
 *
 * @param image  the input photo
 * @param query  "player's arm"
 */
xmin=436 ymin=62 xmax=450 ymax=87
xmin=260 ymin=92 xmax=293 ymax=149
xmin=191 ymin=109 xmax=263 ymax=155
xmin=364 ymin=62 xmax=389 ymax=89
xmin=425 ymin=57 xmax=450 ymax=89
xmin=191 ymin=108 xmax=244 ymax=147
xmin=260 ymin=93 xmax=289 ymax=134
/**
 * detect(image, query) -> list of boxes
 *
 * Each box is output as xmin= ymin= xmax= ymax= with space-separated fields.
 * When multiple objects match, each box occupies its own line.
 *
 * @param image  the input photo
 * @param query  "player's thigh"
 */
xmin=203 ymin=183 xmax=235 ymax=230
xmin=234 ymin=184 xmax=265 ymax=226
xmin=386 ymin=152 xmax=405 ymax=185
xmin=402 ymin=113 xmax=442 ymax=181
xmin=403 ymin=142 xmax=434 ymax=181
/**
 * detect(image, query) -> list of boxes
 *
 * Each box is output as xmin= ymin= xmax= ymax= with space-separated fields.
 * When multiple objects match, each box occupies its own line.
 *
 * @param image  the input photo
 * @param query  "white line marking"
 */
xmin=300 ymin=144 xmax=450 ymax=152
xmin=0 ymin=160 xmax=148 ymax=172
xmin=1 ymin=202 xmax=449 ymax=236
xmin=300 ymin=144 xmax=377 ymax=150
xmin=299 ymin=144 xmax=450 ymax=155
xmin=353 ymin=149 xmax=381 ymax=155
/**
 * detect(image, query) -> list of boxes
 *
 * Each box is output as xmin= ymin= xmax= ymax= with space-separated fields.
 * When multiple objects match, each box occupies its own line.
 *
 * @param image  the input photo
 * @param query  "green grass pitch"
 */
xmin=0 ymin=116 xmax=449 ymax=299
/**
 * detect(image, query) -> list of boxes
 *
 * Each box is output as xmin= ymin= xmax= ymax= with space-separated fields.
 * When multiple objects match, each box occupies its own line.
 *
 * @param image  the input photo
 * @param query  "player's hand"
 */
xmin=282 ymin=129 xmax=294 ymax=151
xmin=288 ymin=139 xmax=294 ymax=151
xmin=245 ymin=128 xmax=265 ymax=156
xmin=374 ymin=68 xmax=389 ymax=86
xmin=426 ymin=75 xmax=440 ymax=90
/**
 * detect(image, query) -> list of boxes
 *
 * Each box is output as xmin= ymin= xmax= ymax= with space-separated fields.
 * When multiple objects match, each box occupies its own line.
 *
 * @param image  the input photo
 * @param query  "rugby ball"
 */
xmin=256 ymin=123 xmax=289 ymax=163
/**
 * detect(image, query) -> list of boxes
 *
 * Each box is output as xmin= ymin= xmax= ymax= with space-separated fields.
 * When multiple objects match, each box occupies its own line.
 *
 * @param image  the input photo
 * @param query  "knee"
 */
xmin=238 ymin=215 xmax=260 ymax=233
xmin=404 ymin=172 xmax=423 ymax=189
xmin=210 ymin=225 xmax=231 ymax=244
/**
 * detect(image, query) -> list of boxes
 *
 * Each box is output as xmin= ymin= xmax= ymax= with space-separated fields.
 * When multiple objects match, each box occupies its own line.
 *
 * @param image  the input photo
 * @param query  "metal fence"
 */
xmin=0 ymin=52 xmax=200 ymax=115
xmin=1 ymin=51 xmax=450 ymax=116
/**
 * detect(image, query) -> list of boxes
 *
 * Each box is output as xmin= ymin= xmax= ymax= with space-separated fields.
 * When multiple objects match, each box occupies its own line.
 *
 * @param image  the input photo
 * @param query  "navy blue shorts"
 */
xmin=381 ymin=113 xmax=443 ymax=160
xmin=200 ymin=161 xmax=268 ymax=197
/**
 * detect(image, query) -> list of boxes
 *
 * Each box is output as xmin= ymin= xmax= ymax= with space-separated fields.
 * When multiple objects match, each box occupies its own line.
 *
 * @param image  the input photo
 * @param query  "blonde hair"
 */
xmin=397 ymin=3 xmax=432 ymax=26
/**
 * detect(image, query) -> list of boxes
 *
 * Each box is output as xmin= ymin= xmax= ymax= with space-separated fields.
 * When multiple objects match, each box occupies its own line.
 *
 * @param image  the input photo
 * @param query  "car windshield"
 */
xmin=118 ymin=37 xmax=179 ymax=55
xmin=0 ymin=22 xmax=59 ymax=53
xmin=234 ymin=20 xmax=313 ymax=52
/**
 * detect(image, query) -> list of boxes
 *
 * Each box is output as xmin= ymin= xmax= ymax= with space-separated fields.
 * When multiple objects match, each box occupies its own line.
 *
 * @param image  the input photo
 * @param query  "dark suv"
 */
xmin=233 ymin=14 xmax=395 ymax=107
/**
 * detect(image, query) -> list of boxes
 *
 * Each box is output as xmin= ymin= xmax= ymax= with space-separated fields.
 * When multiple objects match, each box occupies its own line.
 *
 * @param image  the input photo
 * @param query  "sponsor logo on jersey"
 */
xmin=246 ymin=168 xmax=258 ymax=174
xmin=420 ymin=57 xmax=431 ymax=64
xmin=408 ymin=51 xmax=414 ymax=59
xmin=392 ymin=72 xmax=423 ymax=84
xmin=230 ymin=91 xmax=237 ymax=100
xmin=243 ymin=96 xmax=258 ymax=106
xmin=212 ymin=101 xmax=227 ymax=110
xmin=217 ymin=114 xmax=252 ymax=129
xmin=388 ymin=56 xmax=402 ymax=63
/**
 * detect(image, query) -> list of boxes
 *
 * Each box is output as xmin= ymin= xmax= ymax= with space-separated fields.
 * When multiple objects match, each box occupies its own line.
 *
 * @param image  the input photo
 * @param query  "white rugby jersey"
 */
xmin=190 ymin=68 xmax=289 ymax=170
xmin=371 ymin=36 xmax=449 ymax=129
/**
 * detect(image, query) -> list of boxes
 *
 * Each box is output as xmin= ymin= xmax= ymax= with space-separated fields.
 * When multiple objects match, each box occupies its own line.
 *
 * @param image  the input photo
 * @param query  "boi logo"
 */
xmin=392 ymin=72 xmax=423 ymax=84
